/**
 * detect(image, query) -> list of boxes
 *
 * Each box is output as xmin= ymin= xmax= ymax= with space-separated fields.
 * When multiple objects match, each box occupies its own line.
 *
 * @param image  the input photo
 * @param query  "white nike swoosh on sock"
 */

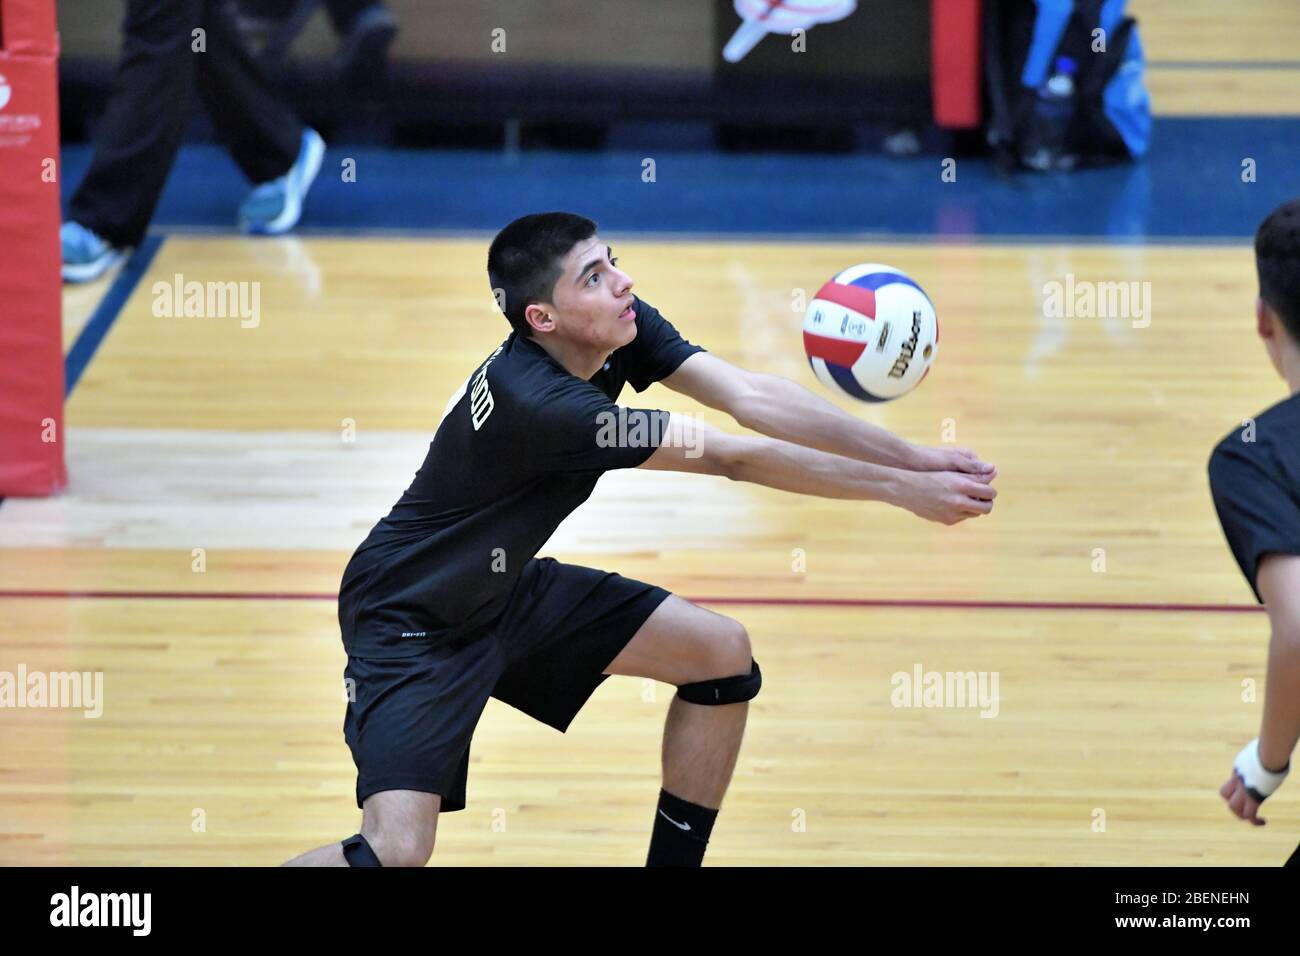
xmin=658 ymin=809 xmax=691 ymax=831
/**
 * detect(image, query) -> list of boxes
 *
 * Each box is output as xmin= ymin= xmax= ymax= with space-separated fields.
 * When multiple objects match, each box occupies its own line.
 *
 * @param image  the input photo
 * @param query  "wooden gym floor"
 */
xmin=5 ymin=0 xmax=1298 ymax=865
xmin=2 ymin=235 xmax=1295 ymax=865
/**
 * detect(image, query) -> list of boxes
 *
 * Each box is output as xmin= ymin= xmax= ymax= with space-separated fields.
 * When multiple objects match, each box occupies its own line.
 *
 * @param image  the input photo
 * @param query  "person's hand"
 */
xmin=1220 ymin=738 xmax=1289 ymax=826
xmin=907 ymin=444 xmax=997 ymax=480
xmin=1219 ymin=773 xmax=1267 ymax=826
xmin=894 ymin=469 xmax=997 ymax=525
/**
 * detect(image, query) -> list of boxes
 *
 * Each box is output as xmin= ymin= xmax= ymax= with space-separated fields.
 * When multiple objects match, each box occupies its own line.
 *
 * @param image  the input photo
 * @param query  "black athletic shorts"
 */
xmin=342 ymin=556 xmax=671 ymax=812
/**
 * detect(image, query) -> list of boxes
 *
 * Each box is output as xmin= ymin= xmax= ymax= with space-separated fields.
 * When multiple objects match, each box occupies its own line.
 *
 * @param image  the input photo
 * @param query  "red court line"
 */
xmin=0 ymin=590 xmax=1264 ymax=613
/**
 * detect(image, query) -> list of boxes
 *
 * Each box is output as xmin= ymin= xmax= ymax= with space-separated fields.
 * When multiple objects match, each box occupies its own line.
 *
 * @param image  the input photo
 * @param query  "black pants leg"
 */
xmin=67 ymin=0 xmax=202 ymax=247
xmin=195 ymin=0 xmax=302 ymax=185
xmin=68 ymin=0 xmax=302 ymax=248
xmin=324 ymin=0 xmax=376 ymax=35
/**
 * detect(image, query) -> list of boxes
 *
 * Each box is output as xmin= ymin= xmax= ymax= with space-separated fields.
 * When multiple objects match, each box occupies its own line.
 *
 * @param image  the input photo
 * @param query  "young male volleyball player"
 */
xmin=285 ymin=212 xmax=998 ymax=867
xmin=1210 ymin=198 xmax=1300 ymax=866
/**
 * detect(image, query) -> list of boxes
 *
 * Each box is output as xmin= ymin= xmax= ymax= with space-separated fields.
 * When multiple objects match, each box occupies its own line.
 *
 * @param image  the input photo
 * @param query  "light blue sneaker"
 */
xmin=238 ymin=127 xmax=325 ymax=235
xmin=61 ymin=221 xmax=127 ymax=284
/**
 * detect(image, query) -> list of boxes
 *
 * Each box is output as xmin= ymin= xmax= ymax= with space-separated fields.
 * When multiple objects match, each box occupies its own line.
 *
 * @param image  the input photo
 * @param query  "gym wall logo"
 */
xmin=0 ymin=73 xmax=43 ymax=146
xmin=723 ymin=0 xmax=857 ymax=63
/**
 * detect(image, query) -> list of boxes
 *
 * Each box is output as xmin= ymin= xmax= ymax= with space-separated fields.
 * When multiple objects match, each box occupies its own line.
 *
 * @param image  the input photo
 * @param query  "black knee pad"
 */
xmin=342 ymin=833 xmax=383 ymax=867
xmin=676 ymin=659 xmax=761 ymax=705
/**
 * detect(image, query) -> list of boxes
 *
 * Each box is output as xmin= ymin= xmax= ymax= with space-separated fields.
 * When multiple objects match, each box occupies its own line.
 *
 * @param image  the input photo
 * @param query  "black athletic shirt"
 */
xmin=1208 ymin=391 xmax=1300 ymax=603
xmin=339 ymin=297 xmax=706 ymax=658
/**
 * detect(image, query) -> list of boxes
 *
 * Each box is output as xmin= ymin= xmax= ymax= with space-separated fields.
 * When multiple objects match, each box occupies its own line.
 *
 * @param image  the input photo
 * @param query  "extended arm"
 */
xmin=1256 ymin=556 xmax=1300 ymax=770
xmin=638 ymin=413 xmax=996 ymax=525
xmin=662 ymin=352 xmax=994 ymax=475
xmin=1220 ymin=554 xmax=1300 ymax=825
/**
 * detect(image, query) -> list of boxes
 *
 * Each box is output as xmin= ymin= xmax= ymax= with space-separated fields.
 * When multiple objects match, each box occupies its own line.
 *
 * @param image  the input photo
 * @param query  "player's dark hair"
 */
xmin=1255 ymin=198 xmax=1300 ymax=346
xmin=487 ymin=212 xmax=598 ymax=336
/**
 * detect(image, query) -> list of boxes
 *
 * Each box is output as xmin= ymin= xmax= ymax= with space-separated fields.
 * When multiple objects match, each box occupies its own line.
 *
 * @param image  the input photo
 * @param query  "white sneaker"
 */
xmin=238 ymin=128 xmax=326 ymax=235
xmin=61 ymin=221 xmax=128 ymax=284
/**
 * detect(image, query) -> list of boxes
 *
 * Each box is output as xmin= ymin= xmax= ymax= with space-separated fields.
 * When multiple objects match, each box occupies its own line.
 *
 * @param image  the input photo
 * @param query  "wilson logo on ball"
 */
xmin=889 ymin=312 xmax=923 ymax=379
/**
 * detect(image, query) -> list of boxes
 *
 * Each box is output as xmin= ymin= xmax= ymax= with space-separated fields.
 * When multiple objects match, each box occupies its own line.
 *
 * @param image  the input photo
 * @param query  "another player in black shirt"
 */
xmin=286 ymin=212 xmax=999 ymax=866
xmin=1210 ymin=198 xmax=1300 ymax=865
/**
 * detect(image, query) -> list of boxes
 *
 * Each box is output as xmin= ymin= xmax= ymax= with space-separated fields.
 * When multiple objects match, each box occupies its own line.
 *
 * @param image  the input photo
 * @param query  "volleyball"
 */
xmin=802 ymin=263 xmax=938 ymax=402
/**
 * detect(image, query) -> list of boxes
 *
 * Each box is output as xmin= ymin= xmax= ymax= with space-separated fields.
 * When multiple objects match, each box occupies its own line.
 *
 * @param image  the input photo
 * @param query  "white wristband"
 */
xmin=1233 ymin=738 xmax=1289 ymax=801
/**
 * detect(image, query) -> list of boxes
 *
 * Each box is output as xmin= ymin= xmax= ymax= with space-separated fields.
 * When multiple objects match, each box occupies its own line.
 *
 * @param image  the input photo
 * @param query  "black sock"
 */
xmin=646 ymin=788 xmax=719 ymax=867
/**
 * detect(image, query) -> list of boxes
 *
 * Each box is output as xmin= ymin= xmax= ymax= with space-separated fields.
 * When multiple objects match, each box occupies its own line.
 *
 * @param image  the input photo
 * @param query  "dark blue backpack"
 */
xmin=984 ymin=0 xmax=1152 ymax=170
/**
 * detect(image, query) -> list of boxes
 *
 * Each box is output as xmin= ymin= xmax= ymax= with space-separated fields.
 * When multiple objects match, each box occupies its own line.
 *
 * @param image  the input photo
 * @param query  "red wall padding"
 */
xmin=0 ymin=0 xmax=66 ymax=496
xmin=931 ymin=0 xmax=982 ymax=129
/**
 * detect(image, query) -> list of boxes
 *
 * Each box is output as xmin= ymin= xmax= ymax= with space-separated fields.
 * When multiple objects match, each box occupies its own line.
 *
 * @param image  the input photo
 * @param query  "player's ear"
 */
xmin=1256 ymin=296 xmax=1273 ymax=340
xmin=524 ymin=302 xmax=555 ymax=336
xmin=1256 ymin=296 xmax=1289 ymax=381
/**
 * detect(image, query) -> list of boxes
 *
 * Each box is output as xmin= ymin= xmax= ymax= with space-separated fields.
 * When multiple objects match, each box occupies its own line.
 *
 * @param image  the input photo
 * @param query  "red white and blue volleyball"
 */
xmin=802 ymin=263 xmax=938 ymax=402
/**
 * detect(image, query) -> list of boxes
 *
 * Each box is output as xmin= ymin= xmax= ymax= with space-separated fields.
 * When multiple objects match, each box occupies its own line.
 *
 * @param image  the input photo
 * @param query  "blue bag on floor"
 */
xmin=985 ymin=0 xmax=1152 ymax=170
